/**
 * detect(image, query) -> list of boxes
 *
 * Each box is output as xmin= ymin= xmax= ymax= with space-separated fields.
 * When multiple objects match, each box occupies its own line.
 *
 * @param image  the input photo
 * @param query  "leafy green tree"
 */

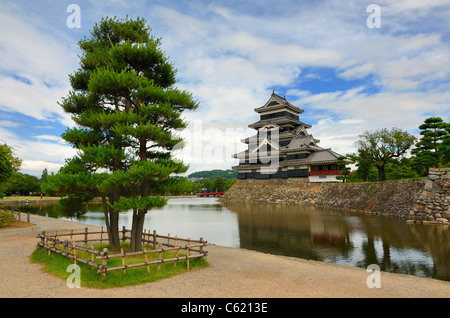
xmin=355 ymin=128 xmax=416 ymax=181
xmin=201 ymin=178 xmax=214 ymax=192
xmin=411 ymin=117 xmax=449 ymax=173
xmin=45 ymin=17 xmax=198 ymax=251
xmin=0 ymin=143 xmax=21 ymax=183
xmin=225 ymin=178 xmax=237 ymax=190
xmin=385 ymin=158 xmax=419 ymax=180
xmin=3 ymin=172 xmax=40 ymax=196
xmin=213 ymin=176 xmax=226 ymax=192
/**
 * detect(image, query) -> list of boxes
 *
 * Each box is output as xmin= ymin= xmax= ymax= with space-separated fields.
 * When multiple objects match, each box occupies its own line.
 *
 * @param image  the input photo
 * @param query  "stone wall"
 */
xmin=220 ymin=169 xmax=450 ymax=224
xmin=408 ymin=168 xmax=450 ymax=224
xmin=219 ymin=178 xmax=321 ymax=205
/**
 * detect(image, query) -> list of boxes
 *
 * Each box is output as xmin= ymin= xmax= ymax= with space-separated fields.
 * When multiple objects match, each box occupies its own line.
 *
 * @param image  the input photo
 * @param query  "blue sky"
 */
xmin=0 ymin=0 xmax=449 ymax=177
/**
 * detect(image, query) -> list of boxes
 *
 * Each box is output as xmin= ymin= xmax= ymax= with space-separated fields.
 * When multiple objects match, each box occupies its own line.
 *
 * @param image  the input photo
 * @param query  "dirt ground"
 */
xmin=0 ymin=214 xmax=449 ymax=298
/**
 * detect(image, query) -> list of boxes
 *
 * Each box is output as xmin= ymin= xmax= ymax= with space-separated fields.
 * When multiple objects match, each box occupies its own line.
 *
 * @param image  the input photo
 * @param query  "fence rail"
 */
xmin=37 ymin=227 xmax=208 ymax=276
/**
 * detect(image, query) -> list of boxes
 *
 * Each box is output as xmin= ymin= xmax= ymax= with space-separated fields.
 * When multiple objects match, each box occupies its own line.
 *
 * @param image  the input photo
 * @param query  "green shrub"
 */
xmin=0 ymin=210 xmax=16 ymax=227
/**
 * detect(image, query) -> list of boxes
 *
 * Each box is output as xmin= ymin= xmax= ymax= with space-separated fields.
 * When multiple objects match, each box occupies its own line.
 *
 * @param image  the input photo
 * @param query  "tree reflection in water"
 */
xmin=10 ymin=198 xmax=449 ymax=281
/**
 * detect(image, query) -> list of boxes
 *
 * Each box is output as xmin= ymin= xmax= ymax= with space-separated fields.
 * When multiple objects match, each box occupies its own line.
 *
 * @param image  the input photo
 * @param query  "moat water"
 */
xmin=12 ymin=197 xmax=450 ymax=281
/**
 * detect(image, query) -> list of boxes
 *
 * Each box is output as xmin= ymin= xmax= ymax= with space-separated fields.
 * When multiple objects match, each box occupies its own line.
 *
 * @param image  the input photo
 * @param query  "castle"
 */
xmin=232 ymin=92 xmax=344 ymax=182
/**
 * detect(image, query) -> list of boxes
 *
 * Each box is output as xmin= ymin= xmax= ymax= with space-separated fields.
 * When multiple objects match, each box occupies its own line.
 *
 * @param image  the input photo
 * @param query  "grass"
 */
xmin=30 ymin=242 xmax=209 ymax=289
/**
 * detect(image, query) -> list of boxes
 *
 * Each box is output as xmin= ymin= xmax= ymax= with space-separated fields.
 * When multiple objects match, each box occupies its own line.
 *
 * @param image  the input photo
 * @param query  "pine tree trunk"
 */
xmin=130 ymin=208 xmax=139 ymax=251
xmin=105 ymin=190 xmax=121 ymax=252
xmin=108 ymin=209 xmax=121 ymax=251
xmin=130 ymin=209 xmax=146 ymax=252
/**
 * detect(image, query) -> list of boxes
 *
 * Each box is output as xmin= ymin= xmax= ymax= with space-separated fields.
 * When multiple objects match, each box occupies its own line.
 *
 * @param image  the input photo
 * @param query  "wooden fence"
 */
xmin=37 ymin=227 xmax=208 ymax=276
xmin=0 ymin=210 xmax=31 ymax=225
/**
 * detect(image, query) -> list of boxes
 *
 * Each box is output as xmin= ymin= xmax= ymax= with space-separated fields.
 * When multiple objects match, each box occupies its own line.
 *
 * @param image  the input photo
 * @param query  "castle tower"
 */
xmin=232 ymin=91 xmax=344 ymax=182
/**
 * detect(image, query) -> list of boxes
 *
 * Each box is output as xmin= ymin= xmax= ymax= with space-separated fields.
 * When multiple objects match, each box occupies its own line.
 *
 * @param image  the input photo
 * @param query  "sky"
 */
xmin=0 ymin=0 xmax=449 ymax=177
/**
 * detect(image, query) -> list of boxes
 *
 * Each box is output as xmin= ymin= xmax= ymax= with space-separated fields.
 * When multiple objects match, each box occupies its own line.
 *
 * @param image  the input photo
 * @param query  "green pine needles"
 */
xmin=42 ymin=17 xmax=198 ymax=252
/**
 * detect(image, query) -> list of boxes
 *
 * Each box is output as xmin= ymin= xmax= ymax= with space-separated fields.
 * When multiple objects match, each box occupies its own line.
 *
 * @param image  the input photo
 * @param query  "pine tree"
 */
xmin=47 ymin=17 xmax=198 ymax=251
xmin=411 ymin=117 xmax=449 ymax=174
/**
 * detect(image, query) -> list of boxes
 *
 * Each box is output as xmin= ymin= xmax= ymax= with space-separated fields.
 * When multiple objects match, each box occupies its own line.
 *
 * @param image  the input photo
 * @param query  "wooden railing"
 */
xmin=37 ymin=227 xmax=208 ymax=276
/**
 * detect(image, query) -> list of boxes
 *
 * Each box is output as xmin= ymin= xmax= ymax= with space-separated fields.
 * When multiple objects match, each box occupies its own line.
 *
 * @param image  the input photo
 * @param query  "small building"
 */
xmin=232 ymin=91 xmax=344 ymax=182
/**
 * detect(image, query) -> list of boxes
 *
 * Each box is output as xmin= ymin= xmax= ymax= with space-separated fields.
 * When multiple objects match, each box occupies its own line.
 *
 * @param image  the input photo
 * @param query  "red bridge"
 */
xmin=197 ymin=192 xmax=225 ymax=197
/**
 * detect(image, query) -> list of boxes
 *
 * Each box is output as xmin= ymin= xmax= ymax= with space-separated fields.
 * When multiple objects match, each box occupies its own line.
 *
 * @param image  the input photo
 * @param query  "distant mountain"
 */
xmin=187 ymin=169 xmax=238 ymax=180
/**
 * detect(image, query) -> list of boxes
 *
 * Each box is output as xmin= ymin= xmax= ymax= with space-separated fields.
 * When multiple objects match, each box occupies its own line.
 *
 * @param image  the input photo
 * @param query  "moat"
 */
xmin=11 ymin=197 xmax=450 ymax=281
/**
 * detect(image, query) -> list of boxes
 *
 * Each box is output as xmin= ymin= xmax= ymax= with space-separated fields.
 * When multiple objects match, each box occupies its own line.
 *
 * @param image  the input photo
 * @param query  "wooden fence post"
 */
xmin=27 ymin=212 xmax=30 ymax=224
xmin=40 ymin=231 xmax=45 ymax=246
xmin=122 ymin=226 xmax=127 ymax=242
xmin=84 ymin=227 xmax=88 ymax=244
xmin=144 ymin=249 xmax=149 ymax=272
xmin=121 ymin=248 xmax=126 ymax=274
xmin=174 ymin=247 xmax=179 ymax=267
xmin=55 ymin=232 xmax=59 ymax=249
xmin=102 ymin=248 xmax=108 ymax=277
xmin=153 ymin=230 xmax=157 ymax=249
xmin=200 ymin=237 xmax=204 ymax=254
xmin=73 ymin=241 xmax=77 ymax=266
xmin=47 ymin=233 xmax=51 ymax=256
xmin=186 ymin=245 xmax=190 ymax=270
xmin=91 ymin=245 xmax=94 ymax=270
xmin=157 ymin=243 xmax=162 ymax=270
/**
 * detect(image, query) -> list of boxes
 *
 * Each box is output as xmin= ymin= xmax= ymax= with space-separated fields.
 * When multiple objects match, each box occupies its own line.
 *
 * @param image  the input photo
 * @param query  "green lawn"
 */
xmin=30 ymin=242 xmax=209 ymax=289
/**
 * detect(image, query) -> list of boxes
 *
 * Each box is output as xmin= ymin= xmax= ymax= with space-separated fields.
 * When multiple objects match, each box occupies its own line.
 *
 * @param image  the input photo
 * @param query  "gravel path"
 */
xmin=0 ymin=214 xmax=449 ymax=298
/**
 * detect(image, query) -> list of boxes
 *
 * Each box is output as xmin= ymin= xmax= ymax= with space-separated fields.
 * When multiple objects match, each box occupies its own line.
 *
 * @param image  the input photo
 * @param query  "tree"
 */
xmin=45 ymin=17 xmax=198 ymax=251
xmin=225 ymin=178 xmax=237 ymax=190
xmin=3 ymin=172 xmax=40 ymax=196
xmin=201 ymin=178 xmax=214 ymax=192
xmin=411 ymin=117 xmax=449 ymax=173
xmin=0 ymin=143 xmax=21 ymax=183
xmin=0 ymin=143 xmax=21 ymax=198
xmin=346 ymin=151 xmax=372 ymax=182
xmin=335 ymin=155 xmax=352 ymax=182
xmin=213 ymin=176 xmax=226 ymax=192
xmin=355 ymin=128 xmax=416 ymax=181
xmin=439 ymin=123 xmax=450 ymax=165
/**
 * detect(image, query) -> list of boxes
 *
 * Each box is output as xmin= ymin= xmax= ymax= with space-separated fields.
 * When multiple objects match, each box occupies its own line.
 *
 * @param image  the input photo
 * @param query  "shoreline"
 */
xmin=0 ymin=195 xmax=198 ymax=206
xmin=0 ymin=214 xmax=449 ymax=298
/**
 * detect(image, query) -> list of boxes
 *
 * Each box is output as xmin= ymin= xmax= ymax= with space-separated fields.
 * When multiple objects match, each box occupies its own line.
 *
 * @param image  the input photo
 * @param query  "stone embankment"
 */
xmin=220 ymin=168 xmax=450 ymax=224
xmin=408 ymin=168 xmax=450 ymax=224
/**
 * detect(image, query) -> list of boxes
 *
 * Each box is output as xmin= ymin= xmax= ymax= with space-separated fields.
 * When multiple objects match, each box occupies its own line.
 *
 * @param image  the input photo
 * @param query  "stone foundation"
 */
xmin=219 ymin=178 xmax=321 ymax=205
xmin=408 ymin=168 xmax=450 ymax=224
xmin=220 ymin=168 xmax=450 ymax=224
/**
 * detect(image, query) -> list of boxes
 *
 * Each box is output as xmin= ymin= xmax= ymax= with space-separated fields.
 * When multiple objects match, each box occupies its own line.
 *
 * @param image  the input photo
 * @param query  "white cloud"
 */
xmin=35 ymin=135 xmax=66 ymax=144
xmin=20 ymin=160 xmax=64 ymax=176
xmin=0 ymin=2 xmax=76 ymax=127
xmin=1 ymin=0 xmax=449 ymax=176
xmin=0 ymin=120 xmax=21 ymax=128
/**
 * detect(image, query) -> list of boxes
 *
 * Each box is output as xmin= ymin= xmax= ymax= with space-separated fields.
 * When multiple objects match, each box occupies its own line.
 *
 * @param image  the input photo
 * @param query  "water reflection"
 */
xmin=223 ymin=202 xmax=449 ymax=281
xmin=8 ymin=198 xmax=449 ymax=281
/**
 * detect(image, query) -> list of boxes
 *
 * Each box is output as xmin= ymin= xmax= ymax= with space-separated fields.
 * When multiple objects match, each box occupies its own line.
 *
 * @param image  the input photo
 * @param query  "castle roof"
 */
xmin=254 ymin=91 xmax=304 ymax=114
xmin=248 ymin=117 xmax=311 ymax=130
